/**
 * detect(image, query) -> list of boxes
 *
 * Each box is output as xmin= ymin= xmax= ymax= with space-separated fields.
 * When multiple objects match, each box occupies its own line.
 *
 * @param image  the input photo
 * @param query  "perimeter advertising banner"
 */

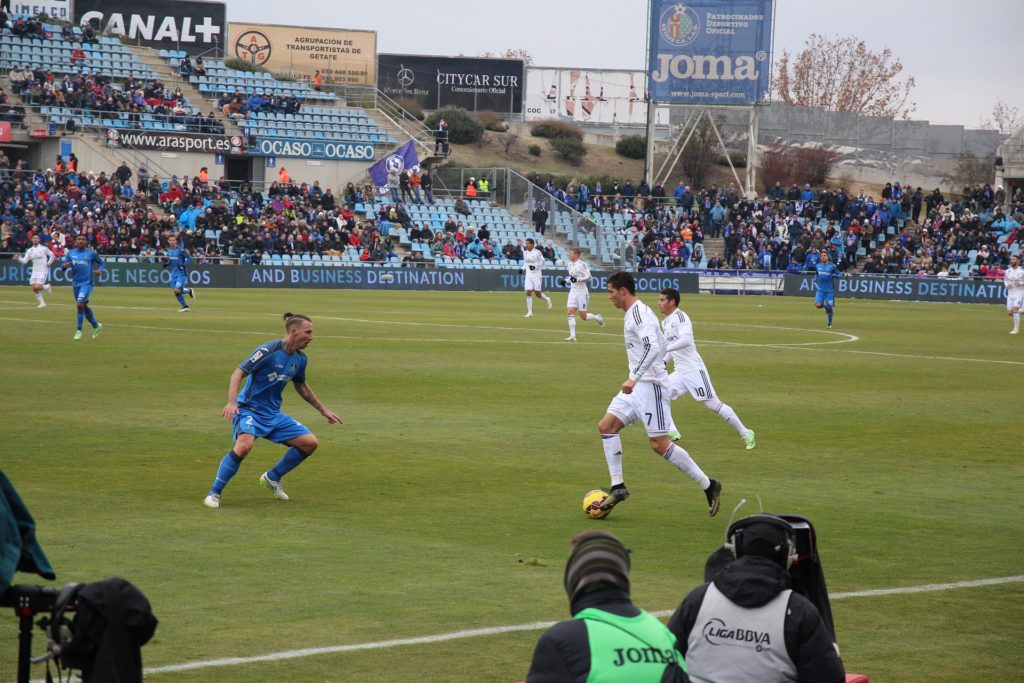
xmin=783 ymin=273 xmax=1006 ymax=305
xmin=106 ymin=129 xmax=244 ymax=154
xmin=647 ymin=0 xmax=773 ymax=105
xmin=378 ymin=54 xmax=524 ymax=113
xmin=228 ymin=23 xmax=376 ymax=86
xmin=249 ymin=138 xmax=375 ymax=161
xmin=10 ymin=0 xmax=71 ymax=20
xmin=524 ymin=67 xmax=670 ymax=125
xmin=75 ymin=0 xmax=226 ymax=56
xmin=0 ymin=263 xmax=698 ymax=293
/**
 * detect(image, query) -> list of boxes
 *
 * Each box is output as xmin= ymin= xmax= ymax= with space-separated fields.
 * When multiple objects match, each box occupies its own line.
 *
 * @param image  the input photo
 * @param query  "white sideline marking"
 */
xmin=125 ymin=574 xmax=1022 ymax=676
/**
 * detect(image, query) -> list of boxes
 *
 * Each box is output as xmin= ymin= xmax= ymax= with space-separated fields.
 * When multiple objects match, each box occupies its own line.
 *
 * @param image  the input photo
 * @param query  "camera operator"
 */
xmin=667 ymin=515 xmax=844 ymax=683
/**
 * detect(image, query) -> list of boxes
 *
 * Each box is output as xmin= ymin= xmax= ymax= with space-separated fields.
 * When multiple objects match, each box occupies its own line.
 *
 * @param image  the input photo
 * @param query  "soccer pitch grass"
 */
xmin=1 ymin=287 xmax=1022 ymax=682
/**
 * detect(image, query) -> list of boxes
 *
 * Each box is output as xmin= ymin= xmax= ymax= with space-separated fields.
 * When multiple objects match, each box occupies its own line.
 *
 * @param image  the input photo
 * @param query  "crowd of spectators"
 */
xmin=3 ymin=15 xmax=225 ymax=135
xmin=216 ymin=90 xmax=302 ymax=120
xmin=4 ymin=147 xmax=1021 ymax=279
xmin=1 ymin=154 xmax=570 ymax=271
xmin=7 ymin=66 xmax=225 ymax=135
xmin=535 ymin=174 xmax=1024 ymax=277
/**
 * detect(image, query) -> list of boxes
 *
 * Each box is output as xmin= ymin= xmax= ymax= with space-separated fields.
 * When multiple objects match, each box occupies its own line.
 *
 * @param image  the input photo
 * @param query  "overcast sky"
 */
xmin=225 ymin=0 xmax=1023 ymax=129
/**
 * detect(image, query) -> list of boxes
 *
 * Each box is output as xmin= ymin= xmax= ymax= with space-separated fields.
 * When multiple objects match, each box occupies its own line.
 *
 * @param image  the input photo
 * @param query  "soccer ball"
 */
xmin=583 ymin=489 xmax=610 ymax=519
xmin=380 ymin=272 xmax=395 ymax=284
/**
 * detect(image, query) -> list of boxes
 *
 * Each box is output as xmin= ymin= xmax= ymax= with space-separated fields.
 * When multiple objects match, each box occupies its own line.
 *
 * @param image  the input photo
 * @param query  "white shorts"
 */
xmin=1007 ymin=292 xmax=1024 ymax=311
xmin=667 ymin=368 xmax=716 ymax=402
xmin=567 ymin=289 xmax=588 ymax=311
xmin=29 ymin=272 xmax=49 ymax=286
xmin=524 ymin=273 xmax=543 ymax=291
xmin=606 ymin=381 xmax=672 ymax=436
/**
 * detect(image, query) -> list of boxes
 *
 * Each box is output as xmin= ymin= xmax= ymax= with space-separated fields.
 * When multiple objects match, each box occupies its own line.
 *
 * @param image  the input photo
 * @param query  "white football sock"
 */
xmin=704 ymin=399 xmax=748 ymax=436
xmin=526 ymin=296 xmax=533 ymax=314
xmin=601 ymin=433 xmax=623 ymax=486
xmin=34 ymin=291 xmax=44 ymax=304
xmin=540 ymin=293 xmax=551 ymax=304
xmin=567 ymin=316 xmax=576 ymax=337
xmin=662 ymin=443 xmax=710 ymax=489
xmin=587 ymin=313 xmax=604 ymax=324
xmin=1014 ymin=312 xmax=1020 ymax=333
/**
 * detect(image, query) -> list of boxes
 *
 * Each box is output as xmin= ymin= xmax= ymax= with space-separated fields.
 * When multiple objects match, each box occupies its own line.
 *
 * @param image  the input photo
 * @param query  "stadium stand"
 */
xmin=536 ymin=175 xmax=1023 ymax=276
xmin=156 ymin=53 xmax=394 ymax=145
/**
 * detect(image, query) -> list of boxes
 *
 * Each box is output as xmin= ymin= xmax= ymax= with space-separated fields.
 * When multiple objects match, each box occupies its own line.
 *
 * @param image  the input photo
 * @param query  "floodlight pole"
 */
xmin=644 ymin=98 xmax=656 ymax=184
xmin=746 ymin=106 xmax=761 ymax=197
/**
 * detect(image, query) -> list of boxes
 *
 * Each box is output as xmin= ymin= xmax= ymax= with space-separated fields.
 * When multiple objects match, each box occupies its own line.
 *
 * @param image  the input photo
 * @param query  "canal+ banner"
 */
xmin=648 ymin=0 xmax=773 ymax=105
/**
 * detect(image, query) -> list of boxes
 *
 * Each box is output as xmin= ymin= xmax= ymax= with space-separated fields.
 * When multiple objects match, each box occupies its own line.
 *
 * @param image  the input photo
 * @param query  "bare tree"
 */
xmin=680 ymin=114 xmax=721 ymax=190
xmin=480 ymin=49 xmax=534 ymax=65
xmin=774 ymin=34 xmax=916 ymax=119
xmin=978 ymin=99 xmax=1024 ymax=135
xmin=948 ymin=152 xmax=994 ymax=193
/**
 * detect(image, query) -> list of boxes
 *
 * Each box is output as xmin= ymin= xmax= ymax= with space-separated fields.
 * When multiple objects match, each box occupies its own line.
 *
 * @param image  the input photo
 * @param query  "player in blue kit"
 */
xmin=814 ymin=251 xmax=841 ymax=328
xmin=164 ymin=235 xmax=196 ymax=312
xmin=62 ymin=234 xmax=104 ymax=340
xmin=203 ymin=312 xmax=341 ymax=509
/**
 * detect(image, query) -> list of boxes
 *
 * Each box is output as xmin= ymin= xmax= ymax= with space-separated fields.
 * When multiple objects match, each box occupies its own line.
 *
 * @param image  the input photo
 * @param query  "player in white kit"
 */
xmin=560 ymin=248 xmax=604 ymax=340
xmin=1005 ymin=254 xmax=1024 ymax=335
xmin=597 ymin=271 xmax=722 ymax=517
xmin=658 ymin=288 xmax=755 ymax=449
xmin=18 ymin=234 xmax=55 ymax=307
xmin=522 ymin=238 xmax=552 ymax=317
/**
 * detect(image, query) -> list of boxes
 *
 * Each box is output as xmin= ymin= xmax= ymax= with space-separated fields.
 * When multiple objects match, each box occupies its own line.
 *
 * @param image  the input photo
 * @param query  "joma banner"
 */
xmin=647 ymin=0 xmax=774 ymax=105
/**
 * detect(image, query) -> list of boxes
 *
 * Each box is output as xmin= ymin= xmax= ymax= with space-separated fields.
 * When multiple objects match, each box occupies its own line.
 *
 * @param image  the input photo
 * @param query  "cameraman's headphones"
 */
xmin=725 ymin=514 xmax=798 ymax=569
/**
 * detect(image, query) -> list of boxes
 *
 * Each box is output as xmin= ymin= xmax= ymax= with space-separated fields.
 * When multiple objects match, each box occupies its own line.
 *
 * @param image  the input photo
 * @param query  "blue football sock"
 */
xmin=76 ymin=310 xmax=84 ymax=330
xmin=267 ymin=447 xmax=309 ymax=482
xmin=175 ymin=293 xmax=187 ymax=307
xmin=826 ymin=307 xmax=833 ymax=325
xmin=84 ymin=306 xmax=98 ymax=327
xmin=211 ymin=451 xmax=243 ymax=494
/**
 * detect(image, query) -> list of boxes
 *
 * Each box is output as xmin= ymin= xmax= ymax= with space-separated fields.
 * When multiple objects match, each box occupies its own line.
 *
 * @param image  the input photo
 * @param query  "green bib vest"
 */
xmin=574 ymin=607 xmax=688 ymax=683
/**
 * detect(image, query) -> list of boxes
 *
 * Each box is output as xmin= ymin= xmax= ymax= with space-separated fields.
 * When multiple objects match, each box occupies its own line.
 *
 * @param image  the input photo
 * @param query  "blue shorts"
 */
xmin=233 ymin=410 xmax=311 ymax=444
xmin=170 ymin=274 xmax=188 ymax=291
xmin=73 ymin=284 xmax=93 ymax=303
xmin=815 ymin=290 xmax=835 ymax=307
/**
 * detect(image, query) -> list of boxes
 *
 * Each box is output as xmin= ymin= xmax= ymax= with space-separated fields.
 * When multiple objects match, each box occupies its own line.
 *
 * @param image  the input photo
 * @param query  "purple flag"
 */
xmin=368 ymin=140 xmax=419 ymax=189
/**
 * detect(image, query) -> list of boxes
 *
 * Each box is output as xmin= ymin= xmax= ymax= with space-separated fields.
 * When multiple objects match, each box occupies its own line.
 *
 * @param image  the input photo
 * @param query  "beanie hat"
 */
xmin=563 ymin=531 xmax=631 ymax=603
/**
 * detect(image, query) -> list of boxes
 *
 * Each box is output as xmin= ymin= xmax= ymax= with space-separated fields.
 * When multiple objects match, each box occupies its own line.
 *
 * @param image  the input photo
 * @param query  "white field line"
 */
xmin=130 ymin=574 xmax=1024 ymax=676
xmin=6 ymin=303 xmax=1023 ymax=366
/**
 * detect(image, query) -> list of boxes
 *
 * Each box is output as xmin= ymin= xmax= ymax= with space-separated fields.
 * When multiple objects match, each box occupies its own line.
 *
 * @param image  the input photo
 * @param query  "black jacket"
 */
xmin=526 ymin=587 xmax=688 ymax=683
xmin=667 ymin=556 xmax=844 ymax=683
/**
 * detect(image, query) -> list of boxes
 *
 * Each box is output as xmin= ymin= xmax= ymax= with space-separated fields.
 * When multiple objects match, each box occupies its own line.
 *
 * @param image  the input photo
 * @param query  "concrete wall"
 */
xmin=668 ymin=102 xmax=1003 ymax=161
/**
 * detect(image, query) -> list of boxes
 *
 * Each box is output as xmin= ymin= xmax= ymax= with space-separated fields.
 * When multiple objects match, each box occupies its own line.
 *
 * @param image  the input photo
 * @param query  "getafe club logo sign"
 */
xmin=660 ymin=3 xmax=699 ymax=46
xmin=235 ymin=29 xmax=272 ymax=66
xmin=385 ymin=153 xmax=406 ymax=176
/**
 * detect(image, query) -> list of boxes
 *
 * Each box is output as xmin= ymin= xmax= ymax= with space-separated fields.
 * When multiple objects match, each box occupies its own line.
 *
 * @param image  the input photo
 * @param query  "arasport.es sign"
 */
xmin=107 ymin=129 xmax=243 ymax=154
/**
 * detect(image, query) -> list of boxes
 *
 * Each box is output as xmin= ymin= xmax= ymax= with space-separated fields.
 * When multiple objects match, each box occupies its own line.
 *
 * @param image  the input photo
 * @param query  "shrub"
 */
xmin=760 ymin=143 xmax=838 ymax=190
xmin=615 ymin=135 xmax=646 ymax=159
xmin=528 ymin=144 xmax=542 ymax=156
xmin=225 ymin=57 xmax=269 ymax=74
xmin=530 ymin=119 xmax=583 ymax=142
xmin=550 ymin=138 xmax=587 ymax=165
xmin=476 ymin=111 xmax=509 ymax=132
xmin=717 ymin=151 xmax=747 ymax=168
xmin=424 ymin=107 xmax=484 ymax=145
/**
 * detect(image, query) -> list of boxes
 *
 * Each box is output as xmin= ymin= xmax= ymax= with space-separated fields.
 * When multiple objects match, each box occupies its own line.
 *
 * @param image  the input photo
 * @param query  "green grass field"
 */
xmin=1 ymin=286 xmax=1022 ymax=682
